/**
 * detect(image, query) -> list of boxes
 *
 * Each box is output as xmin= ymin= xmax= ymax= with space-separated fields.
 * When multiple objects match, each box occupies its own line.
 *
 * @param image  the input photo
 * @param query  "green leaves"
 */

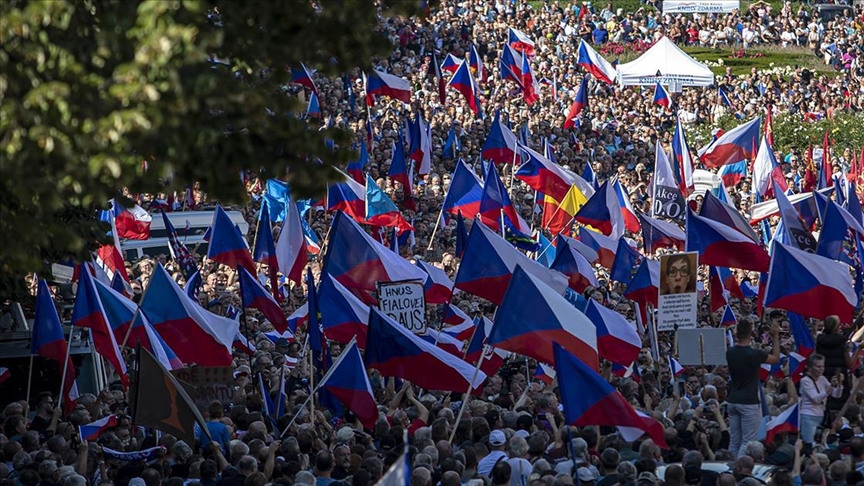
xmin=1 ymin=0 xmax=419 ymax=297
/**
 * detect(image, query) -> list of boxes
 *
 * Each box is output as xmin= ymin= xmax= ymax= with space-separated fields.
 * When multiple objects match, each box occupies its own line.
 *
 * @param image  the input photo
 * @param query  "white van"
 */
xmin=121 ymin=210 xmax=250 ymax=261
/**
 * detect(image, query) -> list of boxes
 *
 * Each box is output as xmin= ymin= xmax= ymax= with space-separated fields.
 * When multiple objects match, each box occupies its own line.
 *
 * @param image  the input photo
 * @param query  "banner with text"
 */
xmin=377 ymin=280 xmax=427 ymax=334
xmin=662 ymin=0 xmax=739 ymax=13
xmin=658 ymin=252 xmax=698 ymax=331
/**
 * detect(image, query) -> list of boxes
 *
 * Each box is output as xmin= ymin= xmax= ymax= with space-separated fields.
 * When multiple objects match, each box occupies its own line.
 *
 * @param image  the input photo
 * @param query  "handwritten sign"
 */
xmin=171 ymin=367 xmax=235 ymax=411
xmin=377 ymin=280 xmax=427 ymax=334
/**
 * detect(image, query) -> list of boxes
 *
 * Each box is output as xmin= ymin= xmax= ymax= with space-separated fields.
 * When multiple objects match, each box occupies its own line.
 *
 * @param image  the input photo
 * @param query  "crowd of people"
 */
xmin=4 ymin=1 xmax=864 ymax=486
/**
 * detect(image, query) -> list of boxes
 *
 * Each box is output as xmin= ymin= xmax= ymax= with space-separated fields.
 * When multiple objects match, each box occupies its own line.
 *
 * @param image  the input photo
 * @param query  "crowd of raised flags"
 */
xmin=9 ymin=1 xmax=864 ymax=486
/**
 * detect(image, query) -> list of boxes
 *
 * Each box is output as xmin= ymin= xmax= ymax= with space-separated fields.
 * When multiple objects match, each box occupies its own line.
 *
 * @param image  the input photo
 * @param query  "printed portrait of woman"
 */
xmin=660 ymin=253 xmax=698 ymax=295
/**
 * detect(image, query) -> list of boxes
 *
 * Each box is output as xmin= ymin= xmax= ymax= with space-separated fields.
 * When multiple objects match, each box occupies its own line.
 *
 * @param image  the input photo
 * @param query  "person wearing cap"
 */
xmin=478 ymin=430 xmax=508 ymax=477
xmin=577 ymin=467 xmax=597 ymax=485
xmin=636 ymin=471 xmax=658 ymax=485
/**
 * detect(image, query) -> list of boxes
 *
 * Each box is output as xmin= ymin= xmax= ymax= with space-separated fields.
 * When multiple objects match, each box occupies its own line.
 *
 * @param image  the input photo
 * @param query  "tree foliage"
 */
xmin=1 ymin=0 xmax=423 ymax=297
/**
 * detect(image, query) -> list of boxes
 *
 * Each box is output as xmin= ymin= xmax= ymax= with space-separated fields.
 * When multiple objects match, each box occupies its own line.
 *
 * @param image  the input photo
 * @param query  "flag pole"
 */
xmin=280 ymin=337 xmax=357 ymax=438
xmin=448 ymin=351 xmax=486 ymax=445
xmin=57 ymin=326 xmax=75 ymax=411
xmin=426 ymin=206 xmax=445 ymax=251
xmin=25 ymin=355 xmax=34 ymax=407
xmin=308 ymin=351 xmax=316 ymax=428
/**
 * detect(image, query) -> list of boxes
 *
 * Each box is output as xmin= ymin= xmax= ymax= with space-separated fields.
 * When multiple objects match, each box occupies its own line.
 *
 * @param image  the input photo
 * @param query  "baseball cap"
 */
xmin=336 ymin=426 xmax=354 ymax=442
xmin=637 ymin=472 xmax=658 ymax=485
xmin=489 ymin=429 xmax=506 ymax=446
xmin=577 ymin=468 xmax=595 ymax=482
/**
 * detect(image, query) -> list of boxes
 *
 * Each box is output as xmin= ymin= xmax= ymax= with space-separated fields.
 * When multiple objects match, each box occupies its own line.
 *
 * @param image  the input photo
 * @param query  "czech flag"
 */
xmin=686 ymin=208 xmax=770 ymax=272
xmin=610 ymin=238 xmax=644 ymax=285
xmin=816 ymin=201 xmax=864 ymax=264
xmin=612 ymin=180 xmax=641 ymax=233
xmin=535 ymin=363 xmax=557 ymax=385
xmin=207 ymin=205 xmax=255 ymax=273
xmin=72 ymin=269 xmax=128 ymax=388
xmin=520 ymin=50 xmax=540 ymax=105
xmin=709 ymin=266 xmax=743 ymax=312
xmin=454 ymin=220 xmax=568 ymax=304
xmin=442 ymin=302 xmax=474 ymax=327
xmin=416 ymin=260 xmax=455 ymax=304
xmin=700 ymin=191 xmax=760 ymax=242
xmin=489 ymin=266 xmax=599 ymax=370
xmin=577 ymin=227 xmax=618 ymax=269
xmin=442 ymin=159 xmax=483 ymax=223
xmin=388 ymin=128 xmax=416 ymax=211
xmin=290 ymin=63 xmax=318 ymax=94
xmin=112 ymin=199 xmax=152 ymax=240
xmin=319 ymin=340 xmax=379 ymax=430
xmin=563 ymin=77 xmax=589 ymax=130
xmin=584 ymin=300 xmax=641 ymax=366
xmin=253 ymin=206 xmax=281 ymax=299
xmin=551 ymin=234 xmax=598 ymax=293
xmin=669 ymin=356 xmax=685 ymax=379
xmin=752 ymin=137 xmax=788 ymax=198
xmin=764 ymin=243 xmax=856 ymax=322
xmin=327 ymin=170 xmax=367 ymax=223
xmin=140 ymin=264 xmax=239 ymax=367
xmin=499 ymin=44 xmax=524 ymax=86
xmin=479 ymin=161 xmax=530 ymax=234
xmin=79 ymin=415 xmax=119 ymax=442
xmin=482 ymin=110 xmax=521 ymax=165
xmin=364 ymin=69 xmax=412 ymax=105
xmin=638 ymin=213 xmax=685 ymax=253
xmin=508 ymin=27 xmax=535 ymax=56
xmin=718 ymin=161 xmax=748 ymax=188
xmin=720 ymin=304 xmax=737 ymax=327
xmin=0 ymin=368 xmax=9 ymax=384
xmin=700 ymin=117 xmax=761 ymax=169
xmin=557 ymin=232 xmax=599 ymax=264
xmin=765 ymin=403 xmax=800 ymax=443
xmin=93 ymin=278 xmax=182 ymax=369
xmin=322 ymin=212 xmax=427 ymax=301
xmin=653 ymin=82 xmax=671 ymax=110
xmin=672 ymin=117 xmax=695 ymax=197
xmin=574 ymin=180 xmax=624 ymax=239
xmin=365 ymin=308 xmax=487 ymax=392
xmin=306 ymin=91 xmax=321 ymax=119
xmin=788 ymin=352 xmax=807 ymax=383
xmin=554 ymin=343 xmax=668 ymax=448
xmin=33 ymin=279 xmax=79 ymax=413
xmin=275 ymin=197 xmax=308 ymax=285
xmin=286 ymin=302 xmax=308 ymax=334
xmin=447 ymin=60 xmax=482 ymax=116
xmin=465 ymin=316 xmax=509 ymax=378
xmin=318 ymin=274 xmax=369 ymax=347
xmin=516 ymin=144 xmax=573 ymax=202
xmin=788 ymin=311 xmax=815 ymax=357
xmin=577 ymin=40 xmax=616 ymax=85
xmin=441 ymin=54 xmax=463 ymax=73
xmin=238 ymin=266 xmax=289 ymax=333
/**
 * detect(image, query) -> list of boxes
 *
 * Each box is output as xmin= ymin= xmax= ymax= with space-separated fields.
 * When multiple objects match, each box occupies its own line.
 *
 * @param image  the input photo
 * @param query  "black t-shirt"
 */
xmin=726 ymin=345 xmax=768 ymax=405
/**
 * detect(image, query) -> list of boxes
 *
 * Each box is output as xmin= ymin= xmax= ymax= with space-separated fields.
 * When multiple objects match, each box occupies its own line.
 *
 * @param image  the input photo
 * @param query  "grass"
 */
xmin=683 ymin=45 xmax=835 ymax=76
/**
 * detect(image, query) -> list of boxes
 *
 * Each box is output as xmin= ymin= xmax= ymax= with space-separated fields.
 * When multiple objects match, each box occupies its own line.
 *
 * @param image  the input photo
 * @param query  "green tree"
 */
xmin=1 ymin=0 xmax=422 ymax=298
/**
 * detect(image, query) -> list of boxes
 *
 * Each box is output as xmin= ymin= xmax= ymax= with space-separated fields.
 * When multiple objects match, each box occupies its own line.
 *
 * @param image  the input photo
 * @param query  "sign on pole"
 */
xmin=662 ymin=0 xmax=739 ymax=13
xmin=377 ymin=280 xmax=427 ymax=334
xmin=657 ymin=252 xmax=698 ymax=331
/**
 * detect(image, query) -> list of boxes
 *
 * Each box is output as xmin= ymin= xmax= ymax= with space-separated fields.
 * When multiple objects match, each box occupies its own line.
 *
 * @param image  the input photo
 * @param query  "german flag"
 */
xmin=130 ymin=346 xmax=208 ymax=444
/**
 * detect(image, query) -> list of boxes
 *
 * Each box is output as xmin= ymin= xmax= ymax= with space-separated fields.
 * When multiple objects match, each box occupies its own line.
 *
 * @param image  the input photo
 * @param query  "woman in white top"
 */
xmin=799 ymin=353 xmax=843 ymax=446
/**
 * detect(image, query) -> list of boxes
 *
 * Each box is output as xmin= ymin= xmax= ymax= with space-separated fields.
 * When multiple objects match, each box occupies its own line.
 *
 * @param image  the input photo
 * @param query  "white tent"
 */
xmin=616 ymin=37 xmax=715 ymax=87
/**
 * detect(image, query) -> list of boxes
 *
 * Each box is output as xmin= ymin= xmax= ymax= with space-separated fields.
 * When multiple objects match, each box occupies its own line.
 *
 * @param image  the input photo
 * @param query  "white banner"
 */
xmin=377 ymin=280 xmax=427 ymax=334
xmin=662 ymin=0 xmax=739 ymax=13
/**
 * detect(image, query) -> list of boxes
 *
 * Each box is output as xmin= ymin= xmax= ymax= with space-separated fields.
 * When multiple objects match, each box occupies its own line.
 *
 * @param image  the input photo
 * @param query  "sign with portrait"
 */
xmin=657 ymin=252 xmax=698 ymax=331
xmin=377 ymin=280 xmax=427 ymax=334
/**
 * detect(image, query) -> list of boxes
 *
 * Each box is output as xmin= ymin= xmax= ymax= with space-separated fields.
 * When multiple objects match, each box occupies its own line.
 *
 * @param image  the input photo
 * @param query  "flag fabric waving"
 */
xmin=33 ymin=279 xmax=79 ymax=413
xmin=584 ymin=300 xmax=641 ymax=366
xmin=319 ymin=340 xmax=379 ymax=430
xmin=207 ymin=205 xmax=255 ymax=273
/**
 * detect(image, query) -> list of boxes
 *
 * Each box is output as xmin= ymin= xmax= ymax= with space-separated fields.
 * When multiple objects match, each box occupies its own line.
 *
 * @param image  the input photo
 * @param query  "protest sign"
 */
xmin=377 ymin=279 xmax=427 ymax=334
xmin=677 ymin=328 xmax=728 ymax=366
xmin=170 ymin=367 xmax=235 ymax=411
xmin=658 ymin=252 xmax=698 ymax=330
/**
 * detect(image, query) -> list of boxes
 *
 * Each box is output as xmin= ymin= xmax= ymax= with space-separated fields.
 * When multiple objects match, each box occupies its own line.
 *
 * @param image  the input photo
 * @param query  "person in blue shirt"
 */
xmin=593 ymin=24 xmax=609 ymax=45
xmin=198 ymin=401 xmax=232 ymax=456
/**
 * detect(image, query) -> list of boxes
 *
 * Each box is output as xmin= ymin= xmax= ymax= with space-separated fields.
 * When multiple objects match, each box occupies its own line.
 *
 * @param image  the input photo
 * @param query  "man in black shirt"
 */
xmin=726 ymin=318 xmax=780 ymax=458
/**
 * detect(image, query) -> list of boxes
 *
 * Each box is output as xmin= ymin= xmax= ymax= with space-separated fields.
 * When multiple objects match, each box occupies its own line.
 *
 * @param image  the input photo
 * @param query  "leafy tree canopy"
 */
xmin=1 ymin=0 xmax=423 ymax=297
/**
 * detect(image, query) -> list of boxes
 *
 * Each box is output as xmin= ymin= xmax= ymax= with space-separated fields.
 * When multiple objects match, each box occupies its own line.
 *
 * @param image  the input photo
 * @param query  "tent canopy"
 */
xmin=616 ymin=37 xmax=715 ymax=87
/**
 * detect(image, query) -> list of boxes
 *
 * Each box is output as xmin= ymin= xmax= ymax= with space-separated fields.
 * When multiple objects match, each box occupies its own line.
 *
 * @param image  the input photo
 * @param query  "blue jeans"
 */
xmin=800 ymin=413 xmax=823 ymax=444
xmin=728 ymin=403 xmax=762 ymax=457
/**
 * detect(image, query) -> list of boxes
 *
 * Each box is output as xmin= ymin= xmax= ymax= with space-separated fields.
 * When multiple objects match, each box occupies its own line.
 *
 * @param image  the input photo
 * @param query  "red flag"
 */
xmin=764 ymin=106 xmax=774 ymax=148
xmin=822 ymin=130 xmax=832 ymax=188
xmin=802 ymin=145 xmax=817 ymax=192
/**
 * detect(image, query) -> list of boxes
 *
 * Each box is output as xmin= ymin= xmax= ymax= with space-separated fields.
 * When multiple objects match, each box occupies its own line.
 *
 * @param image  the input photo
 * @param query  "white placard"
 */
xmin=658 ymin=293 xmax=697 ymax=331
xmin=377 ymin=280 xmax=427 ymax=334
xmin=657 ymin=252 xmax=698 ymax=331
xmin=662 ymin=0 xmax=739 ymax=13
